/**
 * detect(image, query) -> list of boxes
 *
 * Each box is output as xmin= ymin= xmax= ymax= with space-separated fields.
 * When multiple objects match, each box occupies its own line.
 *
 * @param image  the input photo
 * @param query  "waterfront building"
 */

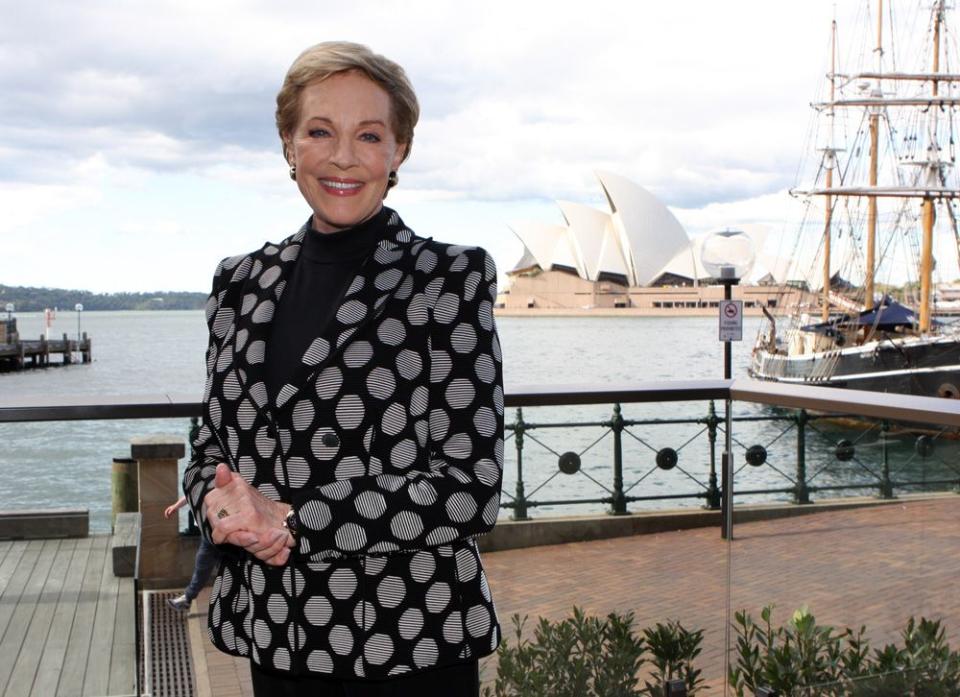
xmin=497 ymin=171 xmax=810 ymax=314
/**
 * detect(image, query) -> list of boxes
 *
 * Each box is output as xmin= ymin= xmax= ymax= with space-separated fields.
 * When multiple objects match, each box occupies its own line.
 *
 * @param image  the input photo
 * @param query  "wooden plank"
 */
xmin=0 ymin=541 xmax=29 ymax=609
xmin=56 ymin=536 xmax=107 ymax=697
xmin=82 ymin=538 xmax=120 ymax=696
xmin=0 ymin=539 xmax=58 ymax=692
xmin=107 ymin=571 xmax=136 ymax=696
xmin=187 ymin=593 xmax=213 ymax=697
xmin=31 ymin=537 xmax=93 ymax=697
xmin=0 ymin=541 xmax=13 ymax=569
xmin=0 ymin=510 xmax=89 ymax=541
xmin=0 ymin=541 xmax=40 ymax=649
xmin=4 ymin=539 xmax=75 ymax=696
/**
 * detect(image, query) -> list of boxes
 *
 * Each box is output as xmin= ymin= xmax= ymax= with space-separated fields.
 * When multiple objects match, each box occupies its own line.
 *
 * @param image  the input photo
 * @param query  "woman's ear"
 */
xmin=392 ymin=142 xmax=408 ymax=171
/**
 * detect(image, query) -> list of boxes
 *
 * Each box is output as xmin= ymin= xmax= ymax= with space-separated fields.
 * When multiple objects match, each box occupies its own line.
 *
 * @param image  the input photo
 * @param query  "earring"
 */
xmin=289 ymin=165 xmax=297 ymax=181
xmin=388 ymin=170 xmax=398 ymax=188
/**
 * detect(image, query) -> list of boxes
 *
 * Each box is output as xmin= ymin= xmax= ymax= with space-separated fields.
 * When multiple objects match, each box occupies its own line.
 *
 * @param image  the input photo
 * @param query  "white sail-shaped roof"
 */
xmin=557 ymin=200 xmax=610 ymax=280
xmin=659 ymin=238 xmax=705 ymax=284
xmin=511 ymin=246 xmax=539 ymax=272
xmin=550 ymin=231 xmax=581 ymax=272
xmin=595 ymin=170 xmax=690 ymax=286
xmin=596 ymin=219 xmax=630 ymax=279
xmin=508 ymin=222 xmax=568 ymax=272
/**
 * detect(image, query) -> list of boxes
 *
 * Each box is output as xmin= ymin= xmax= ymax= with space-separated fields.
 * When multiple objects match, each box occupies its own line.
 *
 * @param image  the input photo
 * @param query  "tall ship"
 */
xmin=750 ymin=0 xmax=960 ymax=400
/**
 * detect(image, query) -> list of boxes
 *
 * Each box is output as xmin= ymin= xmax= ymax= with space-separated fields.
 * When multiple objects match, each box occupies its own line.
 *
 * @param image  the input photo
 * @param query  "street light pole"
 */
xmin=75 ymin=303 xmax=83 ymax=363
xmin=700 ymin=230 xmax=754 ymax=541
xmin=719 ymin=271 xmax=739 ymax=540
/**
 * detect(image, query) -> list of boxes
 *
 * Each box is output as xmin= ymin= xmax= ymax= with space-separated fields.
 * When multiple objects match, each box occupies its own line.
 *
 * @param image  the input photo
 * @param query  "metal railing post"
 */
xmin=186 ymin=416 xmax=201 ymax=535
xmin=704 ymin=400 xmax=721 ymax=509
xmin=794 ymin=409 xmax=811 ymax=504
xmin=610 ymin=403 xmax=628 ymax=515
xmin=879 ymin=420 xmax=895 ymax=499
xmin=513 ymin=408 xmax=529 ymax=520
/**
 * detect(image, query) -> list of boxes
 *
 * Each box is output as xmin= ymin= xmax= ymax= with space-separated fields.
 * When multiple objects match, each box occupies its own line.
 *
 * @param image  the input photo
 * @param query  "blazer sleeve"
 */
xmin=290 ymin=246 xmax=504 ymax=560
xmin=182 ymin=257 xmax=236 ymax=542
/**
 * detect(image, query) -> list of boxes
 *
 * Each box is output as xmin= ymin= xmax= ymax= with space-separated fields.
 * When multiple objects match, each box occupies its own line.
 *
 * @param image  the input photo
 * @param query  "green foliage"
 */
xmin=483 ymin=607 xmax=704 ymax=697
xmin=0 ymin=284 xmax=207 ymax=312
xmin=641 ymin=620 xmax=705 ymax=695
xmin=729 ymin=606 xmax=960 ymax=696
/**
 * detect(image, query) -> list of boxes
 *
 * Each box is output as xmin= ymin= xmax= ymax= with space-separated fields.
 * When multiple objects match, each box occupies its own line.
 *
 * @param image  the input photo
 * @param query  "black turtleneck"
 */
xmin=265 ymin=207 xmax=391 ymax=400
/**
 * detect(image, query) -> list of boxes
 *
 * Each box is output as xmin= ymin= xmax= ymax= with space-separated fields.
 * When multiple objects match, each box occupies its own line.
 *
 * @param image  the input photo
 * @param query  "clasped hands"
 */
xmin=206 ymin=463 xmax=295 ymax=566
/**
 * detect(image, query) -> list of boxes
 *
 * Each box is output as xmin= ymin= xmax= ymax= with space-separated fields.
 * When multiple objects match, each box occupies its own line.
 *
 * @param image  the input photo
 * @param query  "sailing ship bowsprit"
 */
xmin=750 ymin=0 xmax=960 ymax=400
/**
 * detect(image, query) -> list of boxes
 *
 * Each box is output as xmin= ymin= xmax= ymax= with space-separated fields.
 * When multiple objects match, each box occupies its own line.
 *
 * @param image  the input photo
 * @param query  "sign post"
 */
xmin=718 ymin=299 xmax=743 ymax=343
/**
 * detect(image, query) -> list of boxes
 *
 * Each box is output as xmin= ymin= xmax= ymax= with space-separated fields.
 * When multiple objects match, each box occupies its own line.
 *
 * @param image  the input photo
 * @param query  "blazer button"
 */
xmin=322 ymin=433 xmax=340 ymax=447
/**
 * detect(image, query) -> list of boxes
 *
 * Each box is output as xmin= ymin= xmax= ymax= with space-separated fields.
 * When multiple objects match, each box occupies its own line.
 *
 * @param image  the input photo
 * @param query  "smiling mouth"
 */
xmin=319 ymin=179 xmax=363 ymax=193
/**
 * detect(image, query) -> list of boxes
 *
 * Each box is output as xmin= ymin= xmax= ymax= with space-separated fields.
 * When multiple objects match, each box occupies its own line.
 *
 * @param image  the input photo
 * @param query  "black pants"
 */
xmin=250 ymin=659 xmax=480 ymax=697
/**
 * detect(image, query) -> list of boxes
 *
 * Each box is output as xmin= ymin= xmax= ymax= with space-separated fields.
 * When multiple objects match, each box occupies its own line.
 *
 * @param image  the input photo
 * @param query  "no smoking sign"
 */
xmin=718 ymin=299 xmax=743 ymax=341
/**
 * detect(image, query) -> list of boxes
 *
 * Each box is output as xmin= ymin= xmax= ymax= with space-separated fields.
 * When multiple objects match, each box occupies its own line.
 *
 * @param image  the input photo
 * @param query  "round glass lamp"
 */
xmin=700 ymin=228 xmax=756 ymax=282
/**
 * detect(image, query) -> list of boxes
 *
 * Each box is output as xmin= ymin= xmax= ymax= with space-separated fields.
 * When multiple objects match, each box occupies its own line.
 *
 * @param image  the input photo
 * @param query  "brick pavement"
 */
xmin=187 ymin=495 xmax=960 ymax=694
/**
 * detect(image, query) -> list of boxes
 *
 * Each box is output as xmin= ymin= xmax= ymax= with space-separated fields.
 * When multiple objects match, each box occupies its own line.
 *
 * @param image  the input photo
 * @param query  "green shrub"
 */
xmin=729 ymin=606 xmax=960 ymax=696
xmin=482 ymin=607 xmax=704 ymax=697
xmin=641 ymin=620 xmax=705 ymax=695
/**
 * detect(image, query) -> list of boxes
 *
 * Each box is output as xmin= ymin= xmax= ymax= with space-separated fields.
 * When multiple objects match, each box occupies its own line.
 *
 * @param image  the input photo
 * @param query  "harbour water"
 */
xmin=1 ymin=310 xmax=955 ymax=531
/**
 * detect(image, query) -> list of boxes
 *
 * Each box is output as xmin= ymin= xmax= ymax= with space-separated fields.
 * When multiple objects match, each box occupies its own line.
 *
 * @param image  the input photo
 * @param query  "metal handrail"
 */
xmin=1 ymin=379 xmax=957 ymax=426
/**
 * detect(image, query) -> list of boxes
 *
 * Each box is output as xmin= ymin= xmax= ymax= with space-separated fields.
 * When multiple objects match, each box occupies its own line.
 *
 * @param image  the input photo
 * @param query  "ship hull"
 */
xmin=749 ymin=335 xmax=960 ymax=400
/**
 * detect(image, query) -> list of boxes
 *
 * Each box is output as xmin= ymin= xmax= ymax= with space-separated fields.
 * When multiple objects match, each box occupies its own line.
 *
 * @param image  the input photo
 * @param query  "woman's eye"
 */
xmin=359 ymin=132 xmax=382 ymax=143
xmin=307 ymin=128 xmax=330 ymax=138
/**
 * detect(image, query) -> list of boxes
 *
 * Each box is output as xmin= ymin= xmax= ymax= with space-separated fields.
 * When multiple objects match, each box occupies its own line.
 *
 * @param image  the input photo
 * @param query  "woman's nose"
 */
xmin=330 ymin=136 xmax=356 ymax=169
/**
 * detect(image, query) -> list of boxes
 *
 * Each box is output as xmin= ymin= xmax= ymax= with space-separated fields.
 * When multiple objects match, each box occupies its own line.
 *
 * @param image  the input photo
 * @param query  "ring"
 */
xmin=217 ymin=507 xmax=230 ymax=519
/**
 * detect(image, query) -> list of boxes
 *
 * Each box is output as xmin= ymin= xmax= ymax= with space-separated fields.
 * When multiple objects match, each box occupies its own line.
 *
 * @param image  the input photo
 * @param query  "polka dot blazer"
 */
xmin=183 ymin=209 xmax=504 ymax=679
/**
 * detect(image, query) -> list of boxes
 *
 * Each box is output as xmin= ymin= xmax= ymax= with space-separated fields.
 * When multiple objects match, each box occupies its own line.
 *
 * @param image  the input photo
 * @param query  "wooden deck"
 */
xmin=0 ymin=536 xmax=136 ymax=697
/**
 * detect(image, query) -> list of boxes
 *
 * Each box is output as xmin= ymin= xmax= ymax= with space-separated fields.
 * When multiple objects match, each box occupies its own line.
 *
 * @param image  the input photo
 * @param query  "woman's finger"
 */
xmin=243 ymin=528 xmax=281 ymax=555
xmin=225 ymin=530 xmax=259 ymax=548
xmin=253 ymin=538 xmax=286 ymax=562
xmin=263 ymin=547 xmax=290 ymax=567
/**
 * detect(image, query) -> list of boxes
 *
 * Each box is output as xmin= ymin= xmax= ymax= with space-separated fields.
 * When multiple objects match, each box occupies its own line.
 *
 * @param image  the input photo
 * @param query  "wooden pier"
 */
xmin=0 ymin=535 xmax=136 ymax=697
xmin=0 ymin=334 xmax=92 ymax=372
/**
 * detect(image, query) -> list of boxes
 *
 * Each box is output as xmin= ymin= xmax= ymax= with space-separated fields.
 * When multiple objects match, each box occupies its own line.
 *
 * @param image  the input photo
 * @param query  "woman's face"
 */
xmin=286 ymin=70 xmax=406 ymax=233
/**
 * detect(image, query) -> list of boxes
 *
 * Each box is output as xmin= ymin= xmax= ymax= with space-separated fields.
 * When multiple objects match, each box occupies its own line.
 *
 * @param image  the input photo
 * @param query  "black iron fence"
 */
xmin=500 ymin=400 xmax=960 ymax=520
xmin=2 ymin=380 xmax=959 ymax=526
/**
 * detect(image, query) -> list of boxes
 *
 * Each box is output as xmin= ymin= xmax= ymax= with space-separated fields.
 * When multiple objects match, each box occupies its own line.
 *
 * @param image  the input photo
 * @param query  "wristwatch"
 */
xmin=282 ymin=507 xmax=299 ymax=541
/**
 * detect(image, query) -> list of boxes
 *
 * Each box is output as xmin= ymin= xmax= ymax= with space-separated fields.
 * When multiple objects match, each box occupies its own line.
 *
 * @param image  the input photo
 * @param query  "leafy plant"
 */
xmin=483 ymin=607 xmax=703 ymax=697
xmin=641 ymin=619 xmax=705 ymax=695
xmin=729 ymin=604 xmax=848 ymax=696
xmin=729 ymin=606 xmax=960 ymax=696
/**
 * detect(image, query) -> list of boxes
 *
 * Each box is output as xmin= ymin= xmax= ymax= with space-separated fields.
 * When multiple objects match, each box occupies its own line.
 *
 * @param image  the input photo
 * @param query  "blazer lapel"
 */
xmin=271 ymin=211 xmax=429 ymax=416
xmin=230 ymin=210 xmax=429 ymax=425
xmin=231 ymin=227 xmax=306 ymax=418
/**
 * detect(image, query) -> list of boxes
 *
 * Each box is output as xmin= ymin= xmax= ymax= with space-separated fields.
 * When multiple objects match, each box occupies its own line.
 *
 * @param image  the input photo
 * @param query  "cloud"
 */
xmin=1 ymin=0 xmax=870 ymax=291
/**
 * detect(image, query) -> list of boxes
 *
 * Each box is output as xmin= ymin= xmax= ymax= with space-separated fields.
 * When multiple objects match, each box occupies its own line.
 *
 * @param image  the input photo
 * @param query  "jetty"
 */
xmin=0 ymin=317 xmax=92 ymax=371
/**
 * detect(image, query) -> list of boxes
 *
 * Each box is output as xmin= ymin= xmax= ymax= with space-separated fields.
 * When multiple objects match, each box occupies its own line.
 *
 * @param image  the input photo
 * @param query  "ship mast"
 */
xmin=919 ymin=2 xmax=944 ymax=333
xmin=822 ymin=19 xmax=838 ymax=322
xmin=865 ymin=0 xmax=884 ymax=312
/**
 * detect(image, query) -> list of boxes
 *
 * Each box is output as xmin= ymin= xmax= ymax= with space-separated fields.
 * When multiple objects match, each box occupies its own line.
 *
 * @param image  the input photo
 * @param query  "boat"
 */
xmin=750 ymin=0 xmax=960 ymax=403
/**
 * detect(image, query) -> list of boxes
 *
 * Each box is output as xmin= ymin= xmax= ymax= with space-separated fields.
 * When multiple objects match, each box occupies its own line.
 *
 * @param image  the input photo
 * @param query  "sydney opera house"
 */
xmin=496 ymin=171 xmax=808 ymax=314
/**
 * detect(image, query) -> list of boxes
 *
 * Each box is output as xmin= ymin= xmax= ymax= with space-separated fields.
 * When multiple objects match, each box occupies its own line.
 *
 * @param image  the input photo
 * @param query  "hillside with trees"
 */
xmin=0 ymin=284 xmax=207 ymax=312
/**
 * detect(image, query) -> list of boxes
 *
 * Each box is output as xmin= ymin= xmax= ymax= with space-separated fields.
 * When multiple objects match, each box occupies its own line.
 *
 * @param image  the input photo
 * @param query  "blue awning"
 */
xmin=801 ymin=296 xmax=940 ymax=334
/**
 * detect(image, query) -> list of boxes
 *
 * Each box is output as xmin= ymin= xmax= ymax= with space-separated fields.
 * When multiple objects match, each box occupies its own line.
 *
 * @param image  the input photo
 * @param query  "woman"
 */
xmin=182 ymin=42 xmax=504 ymax=695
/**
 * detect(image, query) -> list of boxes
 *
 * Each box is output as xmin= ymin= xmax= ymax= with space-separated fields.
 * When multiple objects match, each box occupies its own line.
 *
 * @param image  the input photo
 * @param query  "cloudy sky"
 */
xmin=4 ymin=0 xmax=952 ymax=294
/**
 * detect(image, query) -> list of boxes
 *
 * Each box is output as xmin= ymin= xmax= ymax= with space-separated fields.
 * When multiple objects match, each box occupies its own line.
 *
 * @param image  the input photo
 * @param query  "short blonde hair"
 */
xmin=276 ymin=41 xmax=420 ymax=165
